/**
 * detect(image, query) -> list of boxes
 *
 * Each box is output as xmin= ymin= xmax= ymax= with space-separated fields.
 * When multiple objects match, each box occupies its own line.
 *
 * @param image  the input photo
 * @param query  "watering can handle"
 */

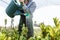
xmin=13 ymin=0 xmax=17 ymax=4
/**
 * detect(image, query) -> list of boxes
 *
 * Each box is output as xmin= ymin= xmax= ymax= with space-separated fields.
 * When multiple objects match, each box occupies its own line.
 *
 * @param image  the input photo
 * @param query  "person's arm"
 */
xmin=18 ymin=0 xmax=36 ymax=14
xmin=28 ymin=2 xmax=36 ymax=13
xmin=22 ymin=2 xmax=36 ymax=14
xmin=14 ymin=0 xmax=36 ymax=16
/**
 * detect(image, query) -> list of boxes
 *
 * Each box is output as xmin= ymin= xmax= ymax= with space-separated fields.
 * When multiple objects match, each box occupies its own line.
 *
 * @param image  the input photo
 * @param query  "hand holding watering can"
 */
xmin=6 ymin=0 xmax=30 ymax=18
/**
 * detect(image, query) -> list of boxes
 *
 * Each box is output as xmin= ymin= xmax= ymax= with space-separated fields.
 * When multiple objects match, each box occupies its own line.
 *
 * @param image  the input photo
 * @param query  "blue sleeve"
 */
xmin=28 ymin=2 xmax=36 ymax=14
xmin=22 ymin=2 xmax=36 ymax=15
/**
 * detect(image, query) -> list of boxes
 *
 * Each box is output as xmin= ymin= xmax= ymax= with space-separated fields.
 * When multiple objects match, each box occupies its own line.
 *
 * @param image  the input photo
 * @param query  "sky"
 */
xmin=33 ymin=5 xmax=60 ymax=26
xmin=0 ymin=0 xmax=60 ymax=27
xmin=1 ymin=0 xmax=60 ymax=9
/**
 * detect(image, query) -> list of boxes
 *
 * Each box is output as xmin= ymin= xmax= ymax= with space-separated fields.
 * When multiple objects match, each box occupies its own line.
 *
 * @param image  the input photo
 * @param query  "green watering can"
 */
xmin=6 ymin=0 xmax=23 ymax=18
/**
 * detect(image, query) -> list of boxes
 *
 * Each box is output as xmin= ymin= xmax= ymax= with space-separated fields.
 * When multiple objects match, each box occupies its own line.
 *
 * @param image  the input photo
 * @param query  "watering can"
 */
xmin=6 ymin=0 xmax=24 ymax=18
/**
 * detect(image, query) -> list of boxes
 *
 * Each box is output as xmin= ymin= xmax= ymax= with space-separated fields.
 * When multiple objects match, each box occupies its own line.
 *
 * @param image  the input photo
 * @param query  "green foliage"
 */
xmin=1 ymin=17 xmax=60 ymax=40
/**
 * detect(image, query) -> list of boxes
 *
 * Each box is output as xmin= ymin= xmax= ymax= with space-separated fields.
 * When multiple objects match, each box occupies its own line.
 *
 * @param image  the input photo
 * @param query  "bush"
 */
xmin=0 ymin=17 xmax=60 ymax=40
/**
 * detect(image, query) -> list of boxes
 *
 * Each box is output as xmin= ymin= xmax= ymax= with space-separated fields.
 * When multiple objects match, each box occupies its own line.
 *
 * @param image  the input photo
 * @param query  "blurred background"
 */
xmin=0 ymin=0 xmax=60 ymax=27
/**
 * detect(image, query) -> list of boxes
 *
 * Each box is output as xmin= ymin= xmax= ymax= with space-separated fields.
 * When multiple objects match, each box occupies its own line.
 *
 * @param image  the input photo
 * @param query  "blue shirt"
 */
xmin=14 ymin=0 xmax=36 ymax=16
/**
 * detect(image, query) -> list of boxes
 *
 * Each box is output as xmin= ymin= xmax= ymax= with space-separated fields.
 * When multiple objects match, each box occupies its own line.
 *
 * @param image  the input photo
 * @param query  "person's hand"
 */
xmin=19 ymin=0 xmax=24 ymax=2
xmin=19 ymin=0 xmax=25 ymax=5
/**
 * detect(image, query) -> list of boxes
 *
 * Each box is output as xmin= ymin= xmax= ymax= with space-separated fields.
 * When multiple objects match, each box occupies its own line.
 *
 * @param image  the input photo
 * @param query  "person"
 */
xmin=14 ymin=0 xmax=36 ymax=39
